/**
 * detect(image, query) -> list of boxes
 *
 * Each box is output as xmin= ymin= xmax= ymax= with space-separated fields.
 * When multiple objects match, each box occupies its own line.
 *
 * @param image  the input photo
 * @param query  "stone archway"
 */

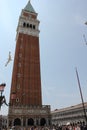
xmin=28 ymin=118 xmax=34 ymax=126
xmin=14 ymin=118 xmax=21 ymax=126
xmin=40 ymin=118 xmax=46 ymax=126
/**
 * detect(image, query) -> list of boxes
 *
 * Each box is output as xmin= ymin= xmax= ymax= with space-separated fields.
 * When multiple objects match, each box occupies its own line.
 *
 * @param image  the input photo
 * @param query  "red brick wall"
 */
xmin=10 ymin=33 xmax=42 ymax=106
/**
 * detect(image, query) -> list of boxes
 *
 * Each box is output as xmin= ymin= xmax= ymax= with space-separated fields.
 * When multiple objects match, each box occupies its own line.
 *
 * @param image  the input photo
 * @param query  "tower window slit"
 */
xmin=30 ymin=24 xmax=32 ymax=29
xmin=23 ymin=22 xmax=26 ymax=27
xmin=33 ymin=25 xmax=35 ymax=29
xmin=27 ymin=23 xmax=29 ymax=28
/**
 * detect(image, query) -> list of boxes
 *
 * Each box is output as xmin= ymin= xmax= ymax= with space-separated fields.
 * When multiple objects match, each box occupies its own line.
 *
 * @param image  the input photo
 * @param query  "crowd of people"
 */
xmin=53 ymin=124 xmax=87 ymax=130
xmin=4 ymin=124 xmax=87 ymax=130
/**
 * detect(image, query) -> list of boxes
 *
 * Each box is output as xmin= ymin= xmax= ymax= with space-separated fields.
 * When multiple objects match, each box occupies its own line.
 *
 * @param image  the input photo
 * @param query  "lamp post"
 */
xmin=0 ymin=83 xmax=8 ymax=109
xmin=76 ymin=68 xmax=87 ymax=125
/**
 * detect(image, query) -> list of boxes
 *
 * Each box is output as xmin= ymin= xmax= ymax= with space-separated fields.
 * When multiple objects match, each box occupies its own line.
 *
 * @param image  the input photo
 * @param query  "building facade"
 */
xmin=8 ymin=1 xmax=51 ymax=128
xmin=0 ymin=115 xmax=7 ymax=129
xmin=51 ymin=102 xmax=87 ymax=126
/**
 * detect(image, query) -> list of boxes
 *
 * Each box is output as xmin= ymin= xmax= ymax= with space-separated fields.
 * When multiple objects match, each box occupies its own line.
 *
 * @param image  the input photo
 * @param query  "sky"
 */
xmin=0 ymin=0 xmax=87 ymax=115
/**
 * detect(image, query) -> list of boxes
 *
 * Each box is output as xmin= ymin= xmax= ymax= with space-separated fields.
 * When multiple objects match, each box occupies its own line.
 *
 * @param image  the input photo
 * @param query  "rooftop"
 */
xmin=24 ymin=1 xmax=36 ymax=13
xmin=51 ymin=102 xmax=87 ymax=113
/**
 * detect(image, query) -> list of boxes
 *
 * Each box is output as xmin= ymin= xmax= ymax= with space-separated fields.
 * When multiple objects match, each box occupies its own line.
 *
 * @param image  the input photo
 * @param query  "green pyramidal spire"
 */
xmin=24 ymin=0 xmax=36 ymax=13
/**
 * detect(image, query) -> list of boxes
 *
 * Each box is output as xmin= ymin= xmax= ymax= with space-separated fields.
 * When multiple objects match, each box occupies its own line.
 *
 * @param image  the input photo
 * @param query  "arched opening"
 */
xmin=40 ymin=118 xmax=46 ymax=126
xmin=27 ymin=23 xmax=29 ymax=28
xmin=28 ymin=118 xmax=34 ymax=126
xmin=14 ymin=118 xmax=21 ymax=126
xmin=30 ymin=24 xmax=32 ymax=29
xmin=33 ymin=25 xmax=35 ymax=29
xmin=23 ymin=22 xmax=26 ymax=27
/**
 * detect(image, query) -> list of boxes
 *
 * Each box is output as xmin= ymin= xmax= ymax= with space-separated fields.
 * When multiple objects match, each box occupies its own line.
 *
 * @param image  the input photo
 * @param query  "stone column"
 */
xmin=34 ymin=118 xmax=36 ymax=126
xmin=26 ymin=118 xmax=28 ymax=127
xmin=46 ymin=118 xmax=49 ymax=126
xmin=21 ymin=117 xmax=23 ymax=127
xmin=38 ymin=117 xmax=40 ymax=126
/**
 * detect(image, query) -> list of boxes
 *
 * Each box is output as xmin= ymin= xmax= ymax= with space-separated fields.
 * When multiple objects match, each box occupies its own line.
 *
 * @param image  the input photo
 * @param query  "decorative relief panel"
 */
xmin=11 ymin=108 xmax=49 ymax=115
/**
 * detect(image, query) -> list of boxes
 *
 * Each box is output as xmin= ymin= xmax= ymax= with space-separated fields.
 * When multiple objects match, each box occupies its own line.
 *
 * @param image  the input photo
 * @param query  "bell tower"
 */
xmin=9 ymin=0 xmax=42 ymax=107
xmin=8 ymin=1 xmax=51 ymax=128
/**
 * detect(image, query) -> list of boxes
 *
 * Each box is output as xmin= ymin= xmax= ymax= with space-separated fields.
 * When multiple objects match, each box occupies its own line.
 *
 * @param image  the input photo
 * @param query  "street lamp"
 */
xmin=76 ymin=68 xmax=87 ymax=125
xmin=0 ymin=83 xmax=8 ymax=109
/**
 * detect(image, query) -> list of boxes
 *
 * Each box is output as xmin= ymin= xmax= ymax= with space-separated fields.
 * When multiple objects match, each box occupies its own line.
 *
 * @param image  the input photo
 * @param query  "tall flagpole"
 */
xmin=75 ymin=68 xmax=87 ymax=125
